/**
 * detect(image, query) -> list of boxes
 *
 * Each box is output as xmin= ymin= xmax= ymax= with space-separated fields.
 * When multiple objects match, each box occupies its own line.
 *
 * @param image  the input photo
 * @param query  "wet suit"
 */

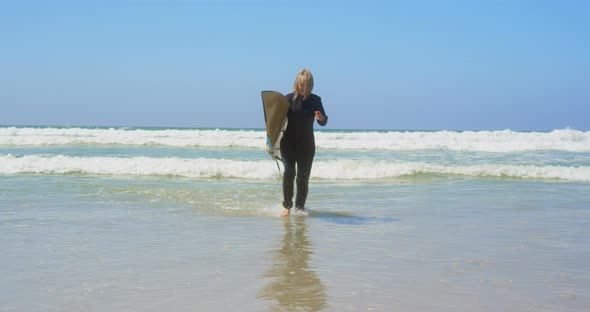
xmin=280 ymin=93 xmax=328 ymax=210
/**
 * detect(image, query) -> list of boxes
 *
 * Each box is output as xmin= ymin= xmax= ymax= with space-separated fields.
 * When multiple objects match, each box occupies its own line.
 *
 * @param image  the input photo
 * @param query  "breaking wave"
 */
xmin=1 ymin=127 xmax=589 ymax=152
xmin=1 ymin=154 xmax=589 ymax=181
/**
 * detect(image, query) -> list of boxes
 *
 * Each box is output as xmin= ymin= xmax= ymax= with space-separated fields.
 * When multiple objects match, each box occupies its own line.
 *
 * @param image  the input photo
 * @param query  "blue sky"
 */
xmin=1 ymin=0 xmax=588 ymax=130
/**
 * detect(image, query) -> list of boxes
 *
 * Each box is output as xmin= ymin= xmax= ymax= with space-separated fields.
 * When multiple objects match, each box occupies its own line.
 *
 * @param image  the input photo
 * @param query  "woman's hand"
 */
xmin=314 ymin=111 xmax=325 ymax=122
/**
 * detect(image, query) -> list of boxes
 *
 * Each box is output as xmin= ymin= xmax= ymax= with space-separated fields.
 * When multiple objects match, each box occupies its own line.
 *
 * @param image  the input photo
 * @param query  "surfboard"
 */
xmin=261 ymin=91 xmax=289 ymax=161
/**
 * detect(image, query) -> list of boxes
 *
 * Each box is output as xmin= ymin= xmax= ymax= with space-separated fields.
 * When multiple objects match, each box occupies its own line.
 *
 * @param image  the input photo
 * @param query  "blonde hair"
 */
xmin=292 ymin=69 xmax=314 ymax=101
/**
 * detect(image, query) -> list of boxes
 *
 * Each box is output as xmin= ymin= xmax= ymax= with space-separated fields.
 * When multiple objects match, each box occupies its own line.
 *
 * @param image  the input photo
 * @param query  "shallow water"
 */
xmin=1 ymin=127 xmax=590 ymax=311
xmin=1 ymin=175 xmax=589 ymax=311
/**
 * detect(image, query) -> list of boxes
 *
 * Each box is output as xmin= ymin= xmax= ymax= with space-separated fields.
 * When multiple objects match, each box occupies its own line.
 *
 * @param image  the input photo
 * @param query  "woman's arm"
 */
xmin=314 ymin=97 xmax=328 ymax=126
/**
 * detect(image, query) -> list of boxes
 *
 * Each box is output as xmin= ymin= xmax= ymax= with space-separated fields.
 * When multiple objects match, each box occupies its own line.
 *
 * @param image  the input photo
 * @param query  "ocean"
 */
xmin=1 ymin=126 xmax=589 ymax=311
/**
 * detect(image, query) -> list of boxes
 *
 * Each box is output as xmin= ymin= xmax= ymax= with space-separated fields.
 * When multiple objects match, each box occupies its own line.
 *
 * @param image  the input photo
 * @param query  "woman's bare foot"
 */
xmin=280 ymin=209 xmax=290 ymax=217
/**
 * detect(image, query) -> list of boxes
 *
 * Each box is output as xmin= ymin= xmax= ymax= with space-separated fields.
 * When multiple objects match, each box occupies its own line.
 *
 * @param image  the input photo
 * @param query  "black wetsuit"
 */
xmin=280 ymin=93 xmax=328 ymax=209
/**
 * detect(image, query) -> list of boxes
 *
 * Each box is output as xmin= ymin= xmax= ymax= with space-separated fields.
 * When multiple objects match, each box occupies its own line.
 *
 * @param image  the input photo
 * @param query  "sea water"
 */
xmin=1 ymin=126 xmax=589 ymax=311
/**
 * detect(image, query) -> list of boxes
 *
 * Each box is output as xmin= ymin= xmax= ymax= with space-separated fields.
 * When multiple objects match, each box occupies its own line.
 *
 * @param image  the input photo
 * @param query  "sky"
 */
xmin=0 ymin=0 xmax=588 ymax=131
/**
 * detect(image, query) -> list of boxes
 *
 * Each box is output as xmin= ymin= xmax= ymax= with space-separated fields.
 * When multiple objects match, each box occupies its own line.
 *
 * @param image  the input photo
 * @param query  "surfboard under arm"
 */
xmin=261 ymin=91 xmax=289 ymax=161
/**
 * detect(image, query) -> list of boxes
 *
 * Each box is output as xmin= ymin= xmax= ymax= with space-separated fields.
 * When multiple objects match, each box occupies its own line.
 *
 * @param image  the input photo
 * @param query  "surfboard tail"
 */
xmin=265 ymin=118 xmax=287 ymax=160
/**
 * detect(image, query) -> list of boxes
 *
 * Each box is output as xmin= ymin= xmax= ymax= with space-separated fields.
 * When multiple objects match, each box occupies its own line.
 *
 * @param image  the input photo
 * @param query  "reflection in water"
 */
xmin=260 ymin=217 xmax=327 ymax=311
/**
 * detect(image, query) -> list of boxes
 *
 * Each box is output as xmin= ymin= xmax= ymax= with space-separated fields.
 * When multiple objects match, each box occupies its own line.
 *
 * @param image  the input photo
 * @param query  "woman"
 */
xmin=280 ymin=69 xmax=328 ymax=217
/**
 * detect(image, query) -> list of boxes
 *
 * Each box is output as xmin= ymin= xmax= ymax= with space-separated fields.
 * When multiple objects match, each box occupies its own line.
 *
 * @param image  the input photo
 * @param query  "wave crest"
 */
xmin=1 ymin=127 xmax=589 ymax=152
xmin=1 ymin=154 xmax=588 ymax=181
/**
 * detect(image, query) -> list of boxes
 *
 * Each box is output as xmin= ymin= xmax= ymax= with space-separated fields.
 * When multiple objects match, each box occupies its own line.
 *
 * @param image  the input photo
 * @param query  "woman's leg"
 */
xmin=281 ymin=144 xmax=296 ymax=209
xmin=295 ymin=144 xmax=315 ymax=210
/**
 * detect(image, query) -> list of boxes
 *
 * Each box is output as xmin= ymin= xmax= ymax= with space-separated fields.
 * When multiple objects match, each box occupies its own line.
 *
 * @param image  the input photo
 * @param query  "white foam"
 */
xmin=315 ymin=129 xmax=590 ymax=152
xmin=0 ymin=154 xmax=279 ymax=179
xmin=1 ymin=127 xmax=590 ymax=152
xmin=0 ymin=127 xmax=264 ymax=148
xmin=314 ymin=159 xmax=590 ymax=181
xmin=1 ymin=154 xmax=589 ymax=182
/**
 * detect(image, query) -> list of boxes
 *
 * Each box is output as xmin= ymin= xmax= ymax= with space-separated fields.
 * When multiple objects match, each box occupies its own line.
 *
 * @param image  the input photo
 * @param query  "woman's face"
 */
xmin=297 ymin=82 xmax=306 ymax=94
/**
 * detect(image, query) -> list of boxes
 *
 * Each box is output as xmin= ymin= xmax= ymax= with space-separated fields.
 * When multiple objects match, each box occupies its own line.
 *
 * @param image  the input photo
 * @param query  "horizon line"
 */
xmin=0 ymin=123 xmax=585 ymax=133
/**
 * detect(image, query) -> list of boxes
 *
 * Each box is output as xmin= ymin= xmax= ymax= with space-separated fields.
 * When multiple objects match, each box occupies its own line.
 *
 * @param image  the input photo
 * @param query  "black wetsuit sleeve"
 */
xmin=315 ymin=96 xmax=328 ymax=127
